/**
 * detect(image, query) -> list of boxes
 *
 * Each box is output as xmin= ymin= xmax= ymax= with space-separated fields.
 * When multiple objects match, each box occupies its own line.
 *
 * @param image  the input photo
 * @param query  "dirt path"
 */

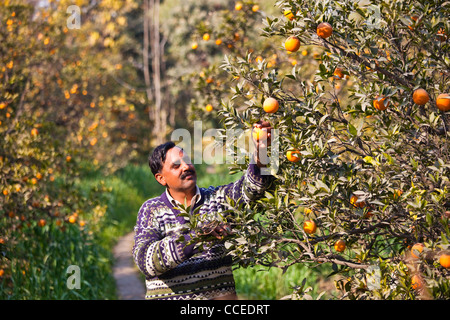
xmin=112 ymin=231 xmax=146 ymax=300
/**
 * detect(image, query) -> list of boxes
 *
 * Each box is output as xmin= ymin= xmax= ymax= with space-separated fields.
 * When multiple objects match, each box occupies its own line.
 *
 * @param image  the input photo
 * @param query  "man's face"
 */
xmin=155 ymin=147 xmax=197 ymax=191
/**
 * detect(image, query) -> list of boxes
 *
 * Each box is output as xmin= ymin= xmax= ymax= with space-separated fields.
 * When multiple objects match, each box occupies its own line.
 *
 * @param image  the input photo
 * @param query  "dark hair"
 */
xmin=148 ymin=141 xmax=176 ymax=176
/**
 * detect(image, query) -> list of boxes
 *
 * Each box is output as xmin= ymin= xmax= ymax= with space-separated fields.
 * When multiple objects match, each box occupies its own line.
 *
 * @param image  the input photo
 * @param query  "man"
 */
xmin=132 ymin=121 xmax=274 ymax=300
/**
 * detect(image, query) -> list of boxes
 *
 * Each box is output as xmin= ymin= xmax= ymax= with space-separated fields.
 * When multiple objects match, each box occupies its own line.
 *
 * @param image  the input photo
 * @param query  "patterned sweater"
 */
xmin=132 ymin=163 xmax=273 ymax=300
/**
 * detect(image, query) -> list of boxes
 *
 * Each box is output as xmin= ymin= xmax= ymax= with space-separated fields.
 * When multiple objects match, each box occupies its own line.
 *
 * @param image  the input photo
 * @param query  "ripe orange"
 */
xmin=38 ymin=219 xmax=46 ymax=227
xmin=334 ymin=240 xmax=346 ymax=252
xmin=191 ymin=42 xmax=198 ymax=50
xmin=436 ymin=93 xmax=450 ymax=112
xmin=286 ymin=150 xmax=301 ymax=162
xmin=393 ymin=189 xmax=403 ymax=199
xmin=317 ymin=22 xmax=333 ymax=39
xmin=235 ymin=2 xmax=243 ymax=11
xmin=284 ymin=10 xmax=295 ymax=21
xmin=411 ymin=243 xmax=424 ymax=259
xmin=205 ymin=104 xmax=213 ymax=112
xmin=215 ymin=39 xmax=222 ymax=45
xmin=439 ymin=253 xmax=450 ymax=268
xmin=2 ymin=189 xmax=8 ymax=196
xmin=252 ymin=127 xmax=268 ymax=141
xmin=31 ymin=128 xmax=39 ymax=137
xmin=437 ymin=28 xmax=448 ymax=42
xmin=252 ymin=5 xmax=259 ymax=12
xmin=412 ymin=88 xmax=429 ymax=105
xmin=285 ymin=36 xmax=301 ymax=52
xmin=373 ymin=96 xmax=389 ymax=111
xmin=68 ymin=215 xmax=77 ymax=224
xmin=350 ymin=194 xmax=365 ymax=208
xmin=333 ymin=67 xmax=344 ymax=80
xmin=303 ymin=220 xmax=317 ymax=234
xmin=0 ymin=269 xmax=4 ymax=277
xmin=66 ymin=155 xmax=72 ymax=162
xmin=263 ymin=97 xmax=279 ymax=113
xmin=202 ymin=33 xmax=210 ymax=41
xmin=411 ymin=274 xmax=424 ymax=290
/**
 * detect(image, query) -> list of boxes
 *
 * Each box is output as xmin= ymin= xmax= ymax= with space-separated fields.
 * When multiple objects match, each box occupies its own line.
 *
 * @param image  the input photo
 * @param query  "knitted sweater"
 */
xmin=132 ymin=163 xmax=273 ymax=300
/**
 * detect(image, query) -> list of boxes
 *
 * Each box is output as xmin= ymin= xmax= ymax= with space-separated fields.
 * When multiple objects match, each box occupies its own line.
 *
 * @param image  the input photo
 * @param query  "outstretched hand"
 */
xmin=252 ymin=120 xmax=272 ymax=167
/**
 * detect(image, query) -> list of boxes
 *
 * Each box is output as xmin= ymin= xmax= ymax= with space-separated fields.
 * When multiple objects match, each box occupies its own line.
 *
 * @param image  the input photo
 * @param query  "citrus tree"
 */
xmin=215 ymin=0 xmax=449 ymax=299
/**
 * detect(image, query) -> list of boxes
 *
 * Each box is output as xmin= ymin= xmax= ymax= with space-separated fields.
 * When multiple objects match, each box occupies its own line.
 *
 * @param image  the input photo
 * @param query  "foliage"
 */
xmin=206 ymin=0 xmax=450 ymax=300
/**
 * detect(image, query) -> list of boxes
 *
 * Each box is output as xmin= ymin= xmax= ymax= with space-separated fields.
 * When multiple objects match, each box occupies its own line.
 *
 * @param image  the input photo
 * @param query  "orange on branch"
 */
xmin=436 ymin=93 xmax=450 ymax=112
xmin=439 ymin=254 xmax=450 ymax=268
xmin=350 ymin=194 xmax=365 ymax=208
xmin=235 ymin=2 xmax=243 ymax=11
xmin=334 ymin=240 xmax=346 ymax=252
xmin=202 ymin=33 xmax=210 ymax=41
xmin=263 ymin=97 xmax=279 ymax=113
xmin=412 ymin=88 xmax=429 ymax=105
xmin=373 ymin=96 xmax=389 ymax=111
xmin=411 ymin=274 xmax=424 ymax=291
xmin=205 ymin=104 xmax=213 ymax=112
xmin=252 ymin=127 xmax=268 ymax=141
xmin=191 ymin=42 xmax=198 ymax=50
xmin=303 ymin=220 xmax=317 ymax=234
xmin=317 ymin=22 xmax=333 ymax=39
xmin=284 ymin=36 xmax=301 ymax=52
xmin=283 ymin=10 xmax=295 ymax=21
xmin=333 ymin=67 xmax=344 ymax=80
xmin=411 ymin=243 xmax=424 ymax=259
xmin=286 ymin=150 xmax=301 ymax=162
xmin=38 ymin=219 xmax=46 ymax=227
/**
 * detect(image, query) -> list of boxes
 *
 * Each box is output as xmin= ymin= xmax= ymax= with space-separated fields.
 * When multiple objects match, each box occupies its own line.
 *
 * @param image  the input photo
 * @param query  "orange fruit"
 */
xmin=439 ymin=253 xmax=450 ymax=268
xmin=411 ymin=243 xmax=424 ymax=259
xmin=263 ymin=97 xmax=279 ymax=113
xmin=235 ymin=2 xmax=243 ymax=11
xmin=393 ymin=189 xmax=403 ymax=200
xmin=202 ymin=33 xmax=210 ymax=41
xmin=411 ymin=274 xmax=424 ymax=290
xmin=68 ymin=215 xmax=77 ymax=224
xmin=2 ymin=189 xmax=8 ymax=196
xmin=284 ymin=10 xmax=295 ymax=21
xmin=252 ymin=127 xmax=268 ymax=141
xmin=317 ymin=22 xmax=333 ymax=39
xmin=437 ymin=28 xmax=448 ymax=42
xmin=333 ymin=67 xmax=345 ymax=80
xmin=303 ymin=220 xmax=317 ymax=234
xmin=350 ymin=194 xmax=365 ymax=208
xmin=436 ymin=93 xmax=450 ymax=112
xmin=31 ymin=128 xmax=39 ymax=137
xmin=286 ymin=150 xmax=301 ymax=162
xmin=373 ymin=96 xmax=389 ymax=111
xmin=334 ymin=240 xmax=346 ymax=252
xmin=215 ymin=39 xmax=222 ymax=45
xmin=412 ymin=88 xmax=429 ymax=105
xmin=252 ymin=5 xmax=259 ymax=12
xmin=38 ymin=219 xmax=46 ymax=227
xmin=191 ymin=42 xmax=198 ymax=50
xmin=284 ymin=36 xmax=301 ymax=52
xmin=66 ymin=155 xmax=72 ymax=162
xmin=205 ymin=104 xmax=213 ymax=112
xmin=0 ymin=269 xmax=4 ymax=277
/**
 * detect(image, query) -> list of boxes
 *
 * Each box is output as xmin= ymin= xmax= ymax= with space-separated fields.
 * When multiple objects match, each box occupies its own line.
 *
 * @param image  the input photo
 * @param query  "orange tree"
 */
xmin=0 ymin=0 xmax=142 ymax=298
xmin=213 ymin=0 xmax=449 ymax=299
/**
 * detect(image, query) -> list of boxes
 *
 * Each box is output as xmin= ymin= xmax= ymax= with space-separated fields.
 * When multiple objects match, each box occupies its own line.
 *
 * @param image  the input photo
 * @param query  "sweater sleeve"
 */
xmin=216 ymin=162 xmax=274 ymax=206
xmin=132 ymin=201 xmax=197 ymax=278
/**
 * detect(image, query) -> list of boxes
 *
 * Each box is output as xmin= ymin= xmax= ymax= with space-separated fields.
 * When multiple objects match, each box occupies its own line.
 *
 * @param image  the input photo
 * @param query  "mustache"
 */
xmin=180 ymin=170 xmax=196 ymax=179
